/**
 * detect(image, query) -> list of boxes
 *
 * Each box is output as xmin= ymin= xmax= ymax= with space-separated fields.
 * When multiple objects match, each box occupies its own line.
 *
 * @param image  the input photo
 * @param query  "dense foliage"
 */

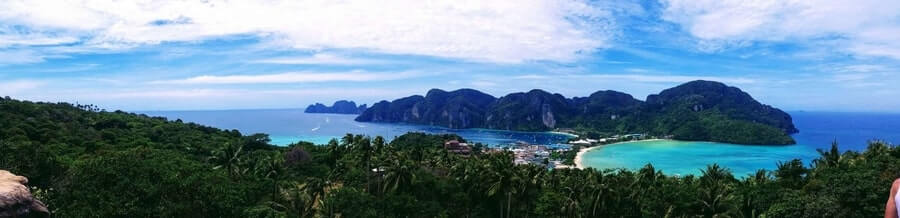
xmin=2 ymin=97 xmax=898 ymax=217
xmin=356 ymin=80 xmax=797 ymax=145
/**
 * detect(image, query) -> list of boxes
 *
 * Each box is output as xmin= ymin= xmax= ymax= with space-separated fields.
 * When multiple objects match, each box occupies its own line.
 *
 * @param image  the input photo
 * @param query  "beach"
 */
xmin=575 ymin=139 xmax=664 ymax=169
xmin=549 ymin=131 xmax=579 ymax=138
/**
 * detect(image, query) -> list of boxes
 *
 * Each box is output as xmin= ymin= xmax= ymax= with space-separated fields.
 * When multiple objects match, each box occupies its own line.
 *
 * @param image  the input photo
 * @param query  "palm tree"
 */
xmin=516 ymin=165 xmax=545 ymax=218
xmin=774 ymin=159 xmax=808 ymax=189
xmin=208 ymin=141 xmax=246 ymax=178
xmin=863 ymin=140 xmax=891 ymax=158
xmin=373 ymin=136 xmax=385 ymax=154
xmin=585 ymin=171 xmax=610 ymax=217
xmin=279 ymin=182 xmax=313 ymax=218
xmin=485 ymin=153 xmax=519 ymax=218
xmin=340 ymin=133 xmax=355 ymax=147
xmin=631 ymin=163 xmax=663 ymax=214
xmin=325 ymin=139 xmax=341 ymax=166
xmin=737 ymin=169 xmax=771 ymax=218
xmin=354 ymin=136 xmax=377 ymax=192
xmin=813 ymin=140 xmax=843 ymax=169
xmin=448 ymin=154 xmax=488 ymax=218
xmin=382 ymin=152 xmax=416 ymax=195
xmin=277 ymin=177 xmax=329 ymax=218
xmin=698 ymin=164 xmax=736 ymax=218
xmin=255 ymin=152 xmax=285 ymax=200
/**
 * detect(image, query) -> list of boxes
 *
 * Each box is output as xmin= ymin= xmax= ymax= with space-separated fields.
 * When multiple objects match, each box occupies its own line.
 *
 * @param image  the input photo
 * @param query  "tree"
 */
xmin=698 ymin=164 xmax=737 ymax=218
xmin=775 ymin=159 xmax=808 ymax=190
xmin=484 ymin=153 xmax=519 ymax=218
xmin=209 ymin=141 xmax=248 ymax=178
xmin=319 ymin=188 xmax=377 ymax=218
xmin=813 ymin=141 xmax=843 ymax=170
xmin=381 ymin=153 xmax=417 ymax=195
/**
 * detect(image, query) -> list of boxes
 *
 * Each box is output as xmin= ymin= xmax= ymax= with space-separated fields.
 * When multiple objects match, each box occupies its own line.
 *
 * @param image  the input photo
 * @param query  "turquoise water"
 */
xmin=141 ymin=109 xmax=900 ymax=176
xmin=580 ymin=140 xmax=818 ymax=177
xmin=140 ymin=109 xmax=572 ymax=147
xmin=581 ymin=111 xmax=900 ymax=176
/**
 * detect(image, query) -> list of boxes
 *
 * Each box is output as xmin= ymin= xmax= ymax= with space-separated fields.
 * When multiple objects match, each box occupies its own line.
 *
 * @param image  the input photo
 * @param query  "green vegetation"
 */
xmin=357 ymin=80 xmax=799 ymax=145
xmin=2 ymin=97 xmax=898 ymax=217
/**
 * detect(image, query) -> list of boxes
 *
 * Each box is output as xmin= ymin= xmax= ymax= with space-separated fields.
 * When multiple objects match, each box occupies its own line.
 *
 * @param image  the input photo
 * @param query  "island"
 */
xmin=304 ymin=100 xmax=367 ymax=114
xmin=355 ymin=80 xmax=798 ymax=145
xmin=0 ymin=96 xmax=893 ymax=217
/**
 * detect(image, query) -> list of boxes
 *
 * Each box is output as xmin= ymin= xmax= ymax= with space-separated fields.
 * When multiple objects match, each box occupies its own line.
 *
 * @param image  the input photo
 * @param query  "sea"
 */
xmin=140 ymin=109 xmax=572 ymax=147
xmin=140 ymin=109 xmax=900 ymax=177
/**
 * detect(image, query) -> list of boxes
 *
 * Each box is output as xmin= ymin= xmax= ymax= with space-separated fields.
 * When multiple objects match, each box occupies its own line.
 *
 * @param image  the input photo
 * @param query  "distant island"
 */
xmin=304 ymin=100 xmax=367 ymax=114
xmin=355 ymin=80 xmax=798 ymax=145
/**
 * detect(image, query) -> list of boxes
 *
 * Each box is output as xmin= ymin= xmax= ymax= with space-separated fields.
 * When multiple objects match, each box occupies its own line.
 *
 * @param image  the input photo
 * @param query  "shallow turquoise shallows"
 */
xmin=580 ymin=140 xmax=818 ymax=177
xmin=580 ymin=111 xmax=900 ymax=176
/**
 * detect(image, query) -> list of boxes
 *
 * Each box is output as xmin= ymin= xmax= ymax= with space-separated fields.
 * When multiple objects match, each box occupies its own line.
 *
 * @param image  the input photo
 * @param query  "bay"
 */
xmin=140 ymin=109 xmax=572 ymax=147
xmin=140 ymin=109 xmax=900 ymax=176
xmin=581 ymin=111 xmax=900 ymax=176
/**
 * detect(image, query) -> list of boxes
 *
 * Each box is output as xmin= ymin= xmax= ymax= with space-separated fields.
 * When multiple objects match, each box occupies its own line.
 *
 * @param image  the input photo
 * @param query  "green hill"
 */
xmin=0 ymin=96 xmax=897 ymax=217
xmin=356 ymin=80 xmax=797 ymax=145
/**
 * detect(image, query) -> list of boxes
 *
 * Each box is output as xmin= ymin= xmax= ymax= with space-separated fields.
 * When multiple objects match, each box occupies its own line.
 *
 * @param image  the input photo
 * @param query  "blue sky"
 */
xmin=1 ymin=0 xmax=899 ymax=112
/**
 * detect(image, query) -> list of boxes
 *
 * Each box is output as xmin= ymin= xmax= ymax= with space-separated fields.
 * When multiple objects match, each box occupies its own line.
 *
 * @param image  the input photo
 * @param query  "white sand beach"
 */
xmin=575 ymin=139 xmax=665 ymax=169
xmin=549 ymin=131 xmax=579 ymax=138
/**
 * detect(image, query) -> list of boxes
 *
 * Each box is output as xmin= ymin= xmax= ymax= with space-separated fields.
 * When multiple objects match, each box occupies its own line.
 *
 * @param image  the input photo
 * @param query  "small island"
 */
xmin=304 ymin=100 xmax=367 ymax=114
xmin=355 ymin=80 xmax=798 ymax=145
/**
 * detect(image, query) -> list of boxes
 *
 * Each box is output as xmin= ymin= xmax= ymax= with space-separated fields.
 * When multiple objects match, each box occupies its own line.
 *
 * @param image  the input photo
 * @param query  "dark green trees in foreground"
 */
xmin=2 ymin=97 xmax=900 ymax=217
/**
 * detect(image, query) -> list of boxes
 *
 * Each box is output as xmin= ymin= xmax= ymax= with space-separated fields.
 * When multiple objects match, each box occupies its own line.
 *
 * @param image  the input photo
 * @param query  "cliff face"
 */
xmin=355 ymin=89 xmax=496 ymax=128
xmin=0 ymin=170 xmax=49 ymax=218
xmin=354 ymin=80 xmax=799 ymax=145
xmin=304 ymin=100 xmax=367 ymax=114
xmin=486 ymin=89 xmax=573 ymax=131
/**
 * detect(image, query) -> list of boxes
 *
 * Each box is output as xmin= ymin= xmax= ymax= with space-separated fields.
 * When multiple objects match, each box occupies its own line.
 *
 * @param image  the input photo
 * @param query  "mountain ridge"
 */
xmin=355 ymin=80 xmax=797 ymax=145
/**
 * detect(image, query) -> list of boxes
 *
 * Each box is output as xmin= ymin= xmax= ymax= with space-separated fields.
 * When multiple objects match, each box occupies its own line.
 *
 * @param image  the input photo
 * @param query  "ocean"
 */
xmin=139 ymin=109 xmax=572 ymax=147
xmin=140 ymin=109 xmax=900 ymax=176
xmin=581 ymin=111 xmax=900 ymax=176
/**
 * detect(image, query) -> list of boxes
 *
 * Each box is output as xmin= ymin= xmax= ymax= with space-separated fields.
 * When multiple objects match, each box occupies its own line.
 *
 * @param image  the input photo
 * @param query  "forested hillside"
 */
xmin=356 ymin=80 xmax=797 ymax=145
xmin=1 ymin=96 xmax=897 ymax=217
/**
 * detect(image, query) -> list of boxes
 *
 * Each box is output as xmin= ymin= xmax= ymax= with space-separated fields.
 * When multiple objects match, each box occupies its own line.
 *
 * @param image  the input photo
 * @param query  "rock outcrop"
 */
xmin=304 ymin=100 xmax=367 ymax=114
xmin=0 ymin=170 xmax=49 ymax=218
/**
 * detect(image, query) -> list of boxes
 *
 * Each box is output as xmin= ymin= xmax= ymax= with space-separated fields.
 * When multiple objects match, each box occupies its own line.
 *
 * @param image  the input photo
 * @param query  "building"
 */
xmin=444 ymin=140 xmax=472 ymax=155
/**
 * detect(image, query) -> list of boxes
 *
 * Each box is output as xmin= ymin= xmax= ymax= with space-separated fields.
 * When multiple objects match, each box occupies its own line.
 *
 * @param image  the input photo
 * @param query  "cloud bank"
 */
xmin=152 ymin=71 xmax=425 ymax=84
xmin=661 ymin=0 xmax=900 ymax=59
xmin=0 ymin=0 xmax=617 ymax=63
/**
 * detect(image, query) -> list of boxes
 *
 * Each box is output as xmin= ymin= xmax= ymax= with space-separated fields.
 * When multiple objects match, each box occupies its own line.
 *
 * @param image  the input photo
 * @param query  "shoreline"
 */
xmin=575 ymin=139 xmax=665 ymax=169
xmin=548 ymin=131 xmax=579 ymax=138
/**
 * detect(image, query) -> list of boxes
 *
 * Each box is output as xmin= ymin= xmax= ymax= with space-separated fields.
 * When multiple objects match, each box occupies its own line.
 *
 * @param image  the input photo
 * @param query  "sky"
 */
xmin=1 ymin=0 xmax=899 ymax=112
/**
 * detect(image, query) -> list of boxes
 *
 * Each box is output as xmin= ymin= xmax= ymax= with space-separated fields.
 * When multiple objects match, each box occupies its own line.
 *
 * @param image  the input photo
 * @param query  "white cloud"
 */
xmin=253 ymin=53 xmax=381 ymax=65
xmin=67 ymin=87 xmax=425 ymax=110
xmin=825 ymin=64 xmax=898 ymax=88
xmin=0 ymin=0 xmax=619 ymax=63
xmin=512 ymin=74 xmax=551 ymax=80
xmin=587 ymin=74 xmax=756 ymax=84
xmin=470 ymin=80 xmax=498 ymax=87
xmin=513 ymin=73 xmax=756 ymax=84
xmin=0 ymin=50 xmax=47 ymax=64
xmin=661 ymin=0 xmax=900 ymax=59
xmin=152 ymin=71 xmax=425 ymax=84
xmin=0 ymin=80 xmax=43 ymax=94
xmin=0 ymin=32 xmax=79 ymax=47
